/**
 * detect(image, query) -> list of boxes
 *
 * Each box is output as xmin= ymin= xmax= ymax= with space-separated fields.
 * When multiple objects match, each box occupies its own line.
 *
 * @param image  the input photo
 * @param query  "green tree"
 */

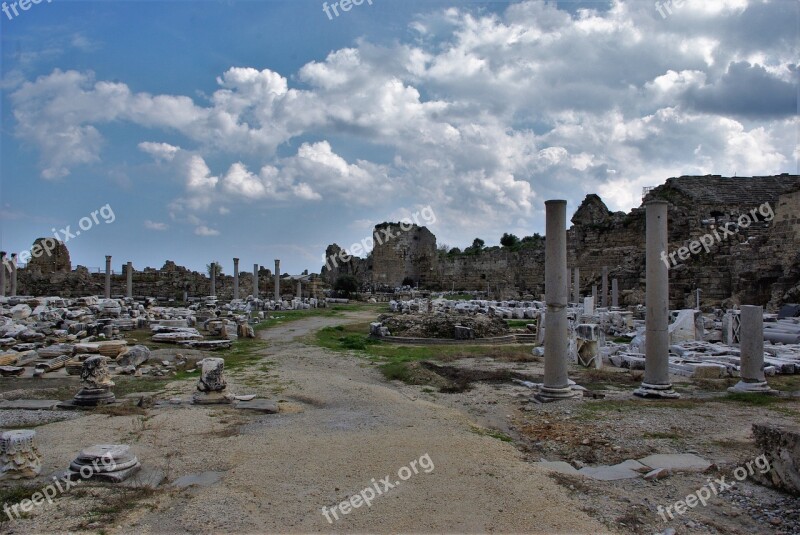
xmin=500 ymin=233 xmax=520 ymax=247
xmin=206 ymin=262 xmax=223 ymax=277
xmin=334 ymin=274 xmax=359 ymax=297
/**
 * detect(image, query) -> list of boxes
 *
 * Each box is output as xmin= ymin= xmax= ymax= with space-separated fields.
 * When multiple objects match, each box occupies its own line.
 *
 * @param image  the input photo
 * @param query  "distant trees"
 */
xmin=334 ymin=274 xmax=359 ymax=297
xmin=500 ymin=233 xmax=520 ymax=247
xmin=206 ymin=262 xmax=223 ymax=277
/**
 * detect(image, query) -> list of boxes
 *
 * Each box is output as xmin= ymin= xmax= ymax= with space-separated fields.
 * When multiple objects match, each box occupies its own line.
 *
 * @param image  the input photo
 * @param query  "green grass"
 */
xmin=313 ymin=322 xmax=535 ymax=382
xmin=471 ymin=426 xmax=514 ymax=442
xmin=722 ymin=392 xmax=795 ymax=406
xmin=506 ymin=319 xmax=534 ymax=328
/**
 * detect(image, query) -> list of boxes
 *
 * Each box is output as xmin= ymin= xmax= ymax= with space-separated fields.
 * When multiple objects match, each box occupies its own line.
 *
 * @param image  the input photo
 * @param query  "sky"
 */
xmin=0 ymin=0 xmax=797 ymax=276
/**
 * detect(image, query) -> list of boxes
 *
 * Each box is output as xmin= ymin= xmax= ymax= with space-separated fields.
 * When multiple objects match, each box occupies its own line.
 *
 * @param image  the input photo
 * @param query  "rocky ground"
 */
xmin=0 ymin=307 xmax=797 ymax=534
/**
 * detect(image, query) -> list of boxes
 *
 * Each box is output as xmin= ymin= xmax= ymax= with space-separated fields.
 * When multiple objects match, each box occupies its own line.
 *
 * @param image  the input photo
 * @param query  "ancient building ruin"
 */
xmin=321 ymin=174 xmax=800 ymax=310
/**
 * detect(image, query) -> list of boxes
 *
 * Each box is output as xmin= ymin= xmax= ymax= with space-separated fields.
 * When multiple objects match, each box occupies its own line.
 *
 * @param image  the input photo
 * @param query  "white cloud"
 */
xmin=195 ymin=225 xmax=220 ymax=237
xmin=144 ymin=220 xmax=168 ymax=231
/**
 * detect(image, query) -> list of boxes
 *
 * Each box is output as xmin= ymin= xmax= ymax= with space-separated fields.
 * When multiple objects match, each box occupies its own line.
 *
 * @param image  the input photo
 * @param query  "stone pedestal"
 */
xmin=74 ymin=356 xmax=116 ymax=406
xmin=583 ymin=297 xmax=594 ymax=316
xmin=729 ymin=305 xmax=774 ymax=394
xmin=540 ymin=200 xmax=577 ymax=401
xmin=233 ymin=258 xmax=240 ymax=300
xmin=635 ymin=201 xmax=679 ymax=399
xmin=192 ymin=358 xmax=230 ymax=404
xmin=66 ymin=444 xmax=140 ymax=482
xmin=0 ymin=430 xmax=42 ymax=480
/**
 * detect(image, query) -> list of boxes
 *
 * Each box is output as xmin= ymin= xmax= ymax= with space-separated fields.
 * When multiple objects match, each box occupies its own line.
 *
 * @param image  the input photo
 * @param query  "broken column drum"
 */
xmin=193 ymin=357 xmax=230 ymax=404
xmin=0 ymin=430 xmax=42 ymax=480
xmin=73 ymin=355 xmax=116 ymax=406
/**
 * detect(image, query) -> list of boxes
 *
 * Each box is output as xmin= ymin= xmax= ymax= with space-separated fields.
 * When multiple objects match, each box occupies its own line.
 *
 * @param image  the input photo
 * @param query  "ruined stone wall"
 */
xmin=370 ymin=224 xmax=437 ymax=288
xmin=16 ymin=261 xmax=280 ymax=301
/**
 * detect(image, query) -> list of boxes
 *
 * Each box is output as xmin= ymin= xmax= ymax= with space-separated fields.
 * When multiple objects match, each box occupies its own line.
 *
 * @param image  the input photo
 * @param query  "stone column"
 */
xmin=635 ymin=200 xmax=679 ymax=398
xmin=10 ymin=254 xmax=18 ymax=297
xmin=297 ymin=280 xmax=302 ymax=299
xmin=573 ymin=267 xmax=580 ymax=304
xmin=696 ymin=288 xmax=702 ymax=310
xmin=274 ymin=259 xmax=281 ymax=301
xmin=601 ymin=266 xmax=608 ymax=308
xmin=592 ymin=284 xmax=597 ymax=305
xmin=612 ymin=278 xmax=619 ymax=308
xmin=104 ymin=256 xmax=112 ymax=299
xmin=233 ymin=258 xmax=240 ymax=300
xmin=126 ymin=262 xmax=133 ymax=298
xmin=0 ymin=251 xmax=6 ymax=297
xmin=210 ymin=262 xmax=216 ymax=297
xmin=253 ymin=264 xmax=259 ymax=298
xmin=729 ymin=305 xmax=773 ymax=393
xmin=540 ymin=200 xmax=576 ymax=400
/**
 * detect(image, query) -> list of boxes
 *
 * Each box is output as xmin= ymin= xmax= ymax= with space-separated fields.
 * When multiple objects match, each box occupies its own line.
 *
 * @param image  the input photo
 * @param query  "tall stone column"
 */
xmin=104 ymin=256 xmax=112 ymax=299
xmin=253 ymin=264 xmax=259 ymax=299
xmin=274 ymin=259 xmax=281 ymax=301
xmin=297 ymin=281 xmax=302 ymax=299
xmin=573 ymin=268 xmax=580 ymax=304
xmin=10 ymin=254 xmax=18 ymax=297
xmin=233 ymin=258 xmax=240 ymax=300
xmin=592 ymin=285 xmax=597 ymax=305
xmin=0 ymin=251 xmax=6 ymax=297
xmin=540 ymin=200 xmax=576 ymax=401
xmin=210 ymin=262 xmax=216 ymax=297
xmin=612 ymin=278 xmax=619 ymax=308
xmin=126 ymin=262 xmax=133 ymax=298
xmin=601 ymin=266 xmax=608 ymax=308
xmin=635 ymin=200 xmax=679 ymax=398
xmin=729 ymin=305 xmax=773 ymax=393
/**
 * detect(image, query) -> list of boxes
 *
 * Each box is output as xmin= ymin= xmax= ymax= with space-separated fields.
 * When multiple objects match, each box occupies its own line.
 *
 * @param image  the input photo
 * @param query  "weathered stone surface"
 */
xmin=117 ymin=345 xmax=151 ymax=368
xmin=753 ymin=424 xmax=800 ymax=495
xmin=638 ymin=453 xmax=711 ymax=472
xmin=234 ymin=399 xmax=279 ymax=414
xmin=0 ymin=430 xmax=42 ymax=480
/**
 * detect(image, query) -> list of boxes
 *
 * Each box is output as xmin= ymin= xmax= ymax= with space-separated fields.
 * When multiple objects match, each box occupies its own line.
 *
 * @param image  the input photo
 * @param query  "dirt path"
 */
xmin=14 ymin=312 xmax=609 ymax=534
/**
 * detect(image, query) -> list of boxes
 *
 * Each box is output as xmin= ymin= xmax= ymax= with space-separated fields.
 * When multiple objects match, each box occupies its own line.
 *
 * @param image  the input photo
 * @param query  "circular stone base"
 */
xmin=536 ymin=385 xmax=579 ymax=402
xmin=727 ymin=381 xmax=776 ymax=394
xmin=633 ymin=383 xmax=680 ymax=399
xmin=73 ymin=388 xmax=116 ymax=406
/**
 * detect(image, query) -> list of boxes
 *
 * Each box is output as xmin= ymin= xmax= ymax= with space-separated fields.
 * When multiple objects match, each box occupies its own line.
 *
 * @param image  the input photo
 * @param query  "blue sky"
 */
xmin=1 ymin=0 xmax=797 ymax=276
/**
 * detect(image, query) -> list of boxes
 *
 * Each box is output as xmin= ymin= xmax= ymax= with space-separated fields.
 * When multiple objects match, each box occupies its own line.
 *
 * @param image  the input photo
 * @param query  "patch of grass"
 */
xmin=471 ymin=426 xmax=513 ymax=442
xmin=112 ymin=377 xmax=169 ymax=397
xmin=723 ymin=392 xmax=794 ymax=406
xmin=612 ymin=336 xmax=633 ymax=343
xmin=506 ymin=319 xmax=534 ymax=328
xmin=0 ymin=485 xmax=39 ymax=523
xmin=220 ymin=337 xmax=269 ymax=371
xmin=380 ymin=361 xmax=414 ymax=383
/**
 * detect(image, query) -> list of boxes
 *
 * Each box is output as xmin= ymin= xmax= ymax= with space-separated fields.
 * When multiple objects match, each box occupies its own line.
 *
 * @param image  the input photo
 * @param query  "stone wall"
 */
xmin=320 ymin=174 xmax=800 ymax=310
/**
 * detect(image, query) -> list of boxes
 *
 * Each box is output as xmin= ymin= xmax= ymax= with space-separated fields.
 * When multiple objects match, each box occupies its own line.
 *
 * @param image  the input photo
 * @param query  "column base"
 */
xmin=727 ymin=381 xmax=776 ymax=394
xmin=633 ymin=382 xmax=680 ymax=399
xmin=535 ymin=385 xmax=579 ymax=402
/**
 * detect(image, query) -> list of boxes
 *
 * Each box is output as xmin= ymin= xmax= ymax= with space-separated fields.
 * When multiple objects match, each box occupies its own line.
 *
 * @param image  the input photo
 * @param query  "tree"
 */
xmin=401 ymin=276 xmax=415 ymax=287
xmin=334 ymin=274 xmax=359 ymax=297
xmin=206 ymin=262 xmax=223 ymax=277
xmin=448 ymin=247 xmax=462 ymax=255
xmin=500 ymin=233 xmax=520 ymax=247
xmin=464 ymin=238 xmax=485 ymax=255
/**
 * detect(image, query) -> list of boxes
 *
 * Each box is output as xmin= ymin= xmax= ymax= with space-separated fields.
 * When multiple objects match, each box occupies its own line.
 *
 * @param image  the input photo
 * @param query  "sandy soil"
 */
xmin=1 ymin=311 xmax=609 ymax=534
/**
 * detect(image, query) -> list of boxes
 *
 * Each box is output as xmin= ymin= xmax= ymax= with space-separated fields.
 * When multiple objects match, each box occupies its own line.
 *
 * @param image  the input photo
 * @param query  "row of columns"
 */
xmin=542 ymin=200 xmax=686 ymax=401
xmin=570 ymin=266 xmax=619 ymax=307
